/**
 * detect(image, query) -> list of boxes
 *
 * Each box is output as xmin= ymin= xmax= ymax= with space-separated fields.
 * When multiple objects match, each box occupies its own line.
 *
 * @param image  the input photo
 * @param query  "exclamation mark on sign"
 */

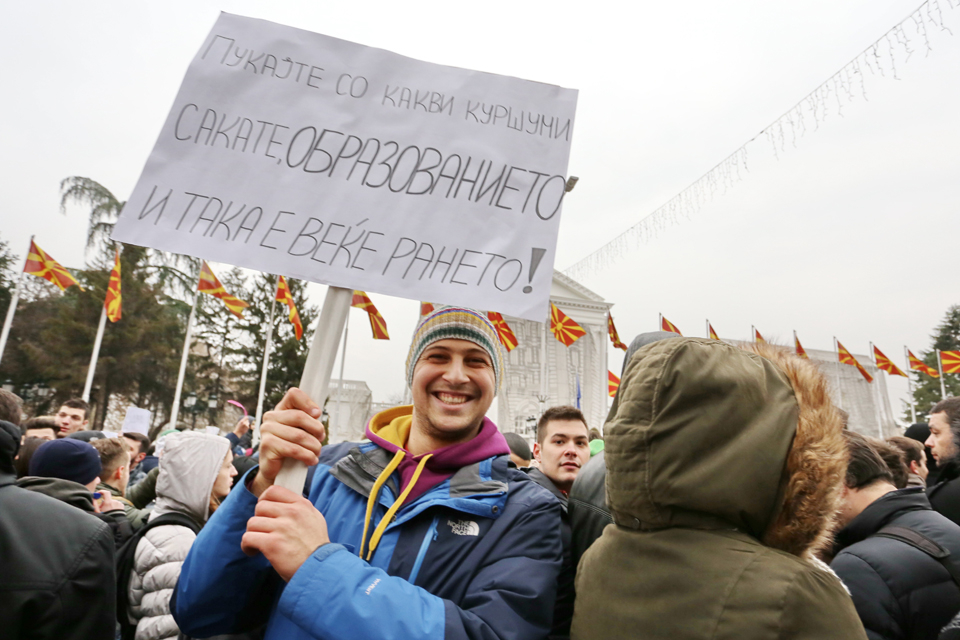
xmin=523 ymin=248 xmax=546 ymax=294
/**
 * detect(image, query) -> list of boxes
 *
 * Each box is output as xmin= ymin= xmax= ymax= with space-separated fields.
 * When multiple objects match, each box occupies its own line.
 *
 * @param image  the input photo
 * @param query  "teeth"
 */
xmin=437 ymin=393 xmax=468 ymax=405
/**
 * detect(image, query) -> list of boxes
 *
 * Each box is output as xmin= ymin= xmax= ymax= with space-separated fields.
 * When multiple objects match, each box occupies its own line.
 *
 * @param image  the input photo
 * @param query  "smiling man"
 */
xmin=526 ymin=405 xmax=590 ymax=639
xmin=173 ymin=306 xmax=563 ymax=640
xmin=926 ymin=397 xmax=960 ymax=527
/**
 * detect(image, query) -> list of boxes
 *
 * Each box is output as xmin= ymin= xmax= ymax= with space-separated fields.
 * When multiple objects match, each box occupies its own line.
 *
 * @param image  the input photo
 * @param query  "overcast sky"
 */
xmin=3 ymin=0 xmax=958 ymax=420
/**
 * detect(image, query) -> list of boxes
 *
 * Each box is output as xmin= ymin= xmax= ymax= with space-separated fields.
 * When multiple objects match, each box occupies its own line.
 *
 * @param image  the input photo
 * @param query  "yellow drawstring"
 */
xmin=363 ymin=453 xmax=434 ymax=561
xmin=359 ymin=449 xmax=406 ymax=560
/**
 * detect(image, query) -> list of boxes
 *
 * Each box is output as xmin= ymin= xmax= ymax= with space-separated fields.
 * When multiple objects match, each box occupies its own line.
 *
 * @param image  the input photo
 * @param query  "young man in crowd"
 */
xmin=573 ymin=338 xmax=865 ymax=640
xmin=55 ymin=398 xmax=89 ymax=438
xmin=0 ymin=388 xmax=22 ymax=424
xmin=504 ymin=431 xmax=532 ymax=468
xmin=92 ymin=437 xmax=155 ymax=530
xmin=17 ymin=437 xmax=132 ymax=548
xmin=21 ymin=416 xmax=58 ymax=441
xmin=174 ymin=306 xmax=563 ymax=640
xmin=122 ymin=431 xmax=150 ymax=486
xmin=0 ymin=419 xmax=117 ymax=640
xmin=926 ymin=398 xmax=960 ymax=526
xmin=831 ymin=431 xmax=960 ymax=639
xmin=526 ymin=405 xmax=591 ymax=639
xmin=887 ymin=435 xmax=928 ymax=487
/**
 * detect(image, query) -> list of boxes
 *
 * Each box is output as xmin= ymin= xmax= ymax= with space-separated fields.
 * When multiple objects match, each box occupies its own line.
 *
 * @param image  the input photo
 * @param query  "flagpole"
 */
xmin=170 ymin=270 xmax=202 ymax=430
xmin=938 ymin=349 xmax=947 ymax=400
xmin=706 ymin=319 xmax=709 ymax=339
xmin=253 ymin=275 xmax=280 ymax=444
xmin=903 ymin=346 xmax=917 ymax=423
xmin=334 ymin=315 xmax=349 ymax=440
xmin=274 ymin=285 xmax=353 ymax=493
xmin=82 ymin=307 xmax=108 ymax=403
xmin=834 ymin=337 xmax=844 ymax=410
xmin=751 ymin=325 xmax=756 ymax=343
xmin=658 ymin=312 xmax=662 ymax=332
xmin=0 ymin=236 xmax=33 ymax=368
xmin=793 ymin=330 xmax=798 ymax=353
xmin=868 ymin=342 xmax=882 ymax=438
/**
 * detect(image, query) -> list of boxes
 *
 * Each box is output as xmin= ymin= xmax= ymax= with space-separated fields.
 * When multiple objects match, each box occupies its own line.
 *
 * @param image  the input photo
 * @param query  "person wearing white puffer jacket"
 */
xmin=127 ymin=431 xmax=236 ymax=640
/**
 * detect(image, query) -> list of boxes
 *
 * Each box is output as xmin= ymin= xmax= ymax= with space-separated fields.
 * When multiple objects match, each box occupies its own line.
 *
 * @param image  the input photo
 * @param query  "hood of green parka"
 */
xmin=605 ymin=337 xmax=799 ymax=539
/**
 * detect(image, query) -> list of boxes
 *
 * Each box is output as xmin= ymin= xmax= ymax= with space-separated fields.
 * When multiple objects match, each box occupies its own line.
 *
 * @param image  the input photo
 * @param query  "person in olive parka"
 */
xmin=572 ymin=338 xmax=865 ymax=640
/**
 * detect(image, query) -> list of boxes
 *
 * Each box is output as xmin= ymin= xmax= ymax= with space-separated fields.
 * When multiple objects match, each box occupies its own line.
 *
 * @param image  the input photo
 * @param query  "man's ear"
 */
xmin=532 ymin=442 xmax=542 ymax=463
xmin=910 ymin=460 xmax=921 ymax=475
xmin=114 ymin=465 xmax=125 ymax=482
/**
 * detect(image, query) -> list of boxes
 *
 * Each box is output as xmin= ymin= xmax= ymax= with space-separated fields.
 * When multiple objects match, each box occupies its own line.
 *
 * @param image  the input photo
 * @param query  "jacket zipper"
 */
xmin=408 ymin=514 xmax=440 ymax=585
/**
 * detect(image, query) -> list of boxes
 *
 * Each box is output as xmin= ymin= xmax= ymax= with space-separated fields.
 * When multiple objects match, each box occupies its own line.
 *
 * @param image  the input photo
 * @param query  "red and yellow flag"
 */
xmin=837 ymin=340 xmax=873 ymax=383
xmin=104 ymin=249 xmax=121 ymax=322
xmin=661 ymin=315 xmax=682 ymax=336
xmin=873 ymin=346 xmax=906 ymax=377
xmin=420 ymin=302 xmax=435 ymax=316
xmin=708 ymin=322 xmax=720 ymax=341
xmin=487 ymin=312 xmax=518 ymax=352
xmin=608 ymin=371 xmax=620 ymax=397
xmin=942 ymin=351 xmax=960 ymax=374
xmin=908 ymin=349 xmax=939 ymax=378
xmin=753 ymin=327 xmax=767 ymax=344
xmin=551 ymin=303 xmax=586 ymax=346
xmin=608 ymin=313 xmax=627 ymax=351
xmin=352 ymin=291 xmax=389 ymax=340
xmin=275 ymin=276 xmax=303 ymax=340
xmin=24 ymin=240 xmax=81 ymax=291
xmin=198 ymin=261 xmax=248 ymax=318
xmin=794 ymin=333 xmax=809 ymax=359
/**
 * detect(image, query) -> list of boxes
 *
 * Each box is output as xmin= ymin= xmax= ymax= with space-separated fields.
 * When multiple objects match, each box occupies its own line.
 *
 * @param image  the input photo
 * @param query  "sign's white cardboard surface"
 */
xmin=112 ymin=13 xmax=578 ymax=320
xmin=120 ymin=406 xmax=152 ymax=437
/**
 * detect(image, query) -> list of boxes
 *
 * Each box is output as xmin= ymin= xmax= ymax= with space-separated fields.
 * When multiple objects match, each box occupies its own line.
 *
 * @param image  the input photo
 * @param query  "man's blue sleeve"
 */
xmin=172 ymin=472 xmax=278 ymax=636
xmin=278 ymin=497 xmax=562 ymax=640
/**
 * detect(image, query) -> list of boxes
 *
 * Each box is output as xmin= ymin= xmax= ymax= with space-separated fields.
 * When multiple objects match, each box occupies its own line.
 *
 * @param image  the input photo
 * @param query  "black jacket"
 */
xmin=0 ymin=420 xmax=117 ymax=640
xmin=831 ymin=487 xmax=960 ymax=640
xmin=928 ymin=458 xmax=960 ymax=528
xmin=526 ymin=467 xmax=573 ymax=639
xmin=17 ymin=475 xmax=134 ymax=548
xmin=568 ymin=450 xmax=612 ymax=569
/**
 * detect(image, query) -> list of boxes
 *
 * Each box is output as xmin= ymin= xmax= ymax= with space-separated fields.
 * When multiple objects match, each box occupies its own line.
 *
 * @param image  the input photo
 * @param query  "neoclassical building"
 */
xmin=498 ymin=271 xmax=613 ymax=440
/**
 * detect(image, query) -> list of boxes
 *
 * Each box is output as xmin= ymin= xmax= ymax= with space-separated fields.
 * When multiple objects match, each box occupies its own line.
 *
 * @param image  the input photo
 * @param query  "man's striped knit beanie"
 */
xmin=406 ymin=306 xmax=504 ymax=393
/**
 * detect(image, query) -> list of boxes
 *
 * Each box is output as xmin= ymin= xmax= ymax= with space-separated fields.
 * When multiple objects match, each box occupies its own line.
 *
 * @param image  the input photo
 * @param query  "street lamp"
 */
xmin=207 ymin=393 xmax=219 ymax=428
xmin=184 ymin=392 xmax=199 ymax=430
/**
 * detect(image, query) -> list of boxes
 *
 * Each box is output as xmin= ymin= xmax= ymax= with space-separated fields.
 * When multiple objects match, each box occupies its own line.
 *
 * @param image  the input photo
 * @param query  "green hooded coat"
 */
xmin=572 ymin=338 xmax=866 ymax=640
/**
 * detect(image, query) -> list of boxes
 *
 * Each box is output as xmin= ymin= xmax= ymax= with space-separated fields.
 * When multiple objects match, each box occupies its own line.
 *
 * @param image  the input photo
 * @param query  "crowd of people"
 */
xmin=2 ymin=305 xmax=960 ymax=640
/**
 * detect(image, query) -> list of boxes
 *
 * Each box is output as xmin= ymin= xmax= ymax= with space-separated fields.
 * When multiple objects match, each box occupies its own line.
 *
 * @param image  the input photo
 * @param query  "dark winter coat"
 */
xmin=572 ymin=338 xmax=865 ymax=640
xmin=173 ymin=417 xmax=563 ymax=640
xmin=928 ymin=458 xmax=960 ymax=528
xmin=568 ymin=450 xmax=611 ymax=568
xmin=18 ymin=474 xmax=134 ymax=548
xmin=0 ymin=420 xmax=117 ymax=640
xmin=831 ymin=487 xmax=960 ymax=640
xmin=527 ymin=466 xmax=574 ymax=639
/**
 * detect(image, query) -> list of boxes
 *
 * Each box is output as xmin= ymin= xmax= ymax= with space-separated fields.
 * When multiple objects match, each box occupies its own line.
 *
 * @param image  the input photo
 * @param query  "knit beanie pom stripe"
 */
xmin=406 ymin=307 xmax=504 ymax=391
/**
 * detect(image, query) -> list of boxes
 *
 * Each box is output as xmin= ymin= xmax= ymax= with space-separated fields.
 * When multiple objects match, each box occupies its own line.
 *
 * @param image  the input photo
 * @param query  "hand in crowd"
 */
xmin=250 ymin=387 xmax=325 ymax=499
xmin=233 ymin=416 xmax=251 ymax=438
xmin=242 ymin=485 xmax=330 ymax=581
xmin=94 ymin=488 xmax=125 ymax=514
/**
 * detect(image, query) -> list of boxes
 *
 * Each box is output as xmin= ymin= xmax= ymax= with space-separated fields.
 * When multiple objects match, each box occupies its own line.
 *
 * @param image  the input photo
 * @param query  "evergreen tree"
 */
xmin=232 ymin=273 xmax=318 ymax=413
xmin=0 ymin=236 xmax=19 ymax=319
xmin=907 ymin=304 xmax=960 ymax=423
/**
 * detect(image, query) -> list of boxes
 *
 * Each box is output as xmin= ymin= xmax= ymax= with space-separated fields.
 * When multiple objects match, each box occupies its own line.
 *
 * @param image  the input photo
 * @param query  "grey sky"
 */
xmin=2 ymin=1 xmax=958 ymax=419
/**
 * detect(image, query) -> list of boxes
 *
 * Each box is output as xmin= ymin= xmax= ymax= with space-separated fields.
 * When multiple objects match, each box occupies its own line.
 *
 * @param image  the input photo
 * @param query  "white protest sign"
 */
xmin=111 ymin=13 xmax=577 ymax=321
xmin=120 ymin=406 xmax=152 ymax=437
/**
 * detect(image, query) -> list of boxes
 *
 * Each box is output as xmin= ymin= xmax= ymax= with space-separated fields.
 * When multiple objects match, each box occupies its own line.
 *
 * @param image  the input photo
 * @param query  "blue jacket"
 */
xmin=172 ymin=441 xmax=563 ymax=640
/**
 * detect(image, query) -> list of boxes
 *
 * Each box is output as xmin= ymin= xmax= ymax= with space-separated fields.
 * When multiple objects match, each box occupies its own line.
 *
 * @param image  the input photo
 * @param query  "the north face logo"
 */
xmin=447 ymin=519 xmax=479 ymax=536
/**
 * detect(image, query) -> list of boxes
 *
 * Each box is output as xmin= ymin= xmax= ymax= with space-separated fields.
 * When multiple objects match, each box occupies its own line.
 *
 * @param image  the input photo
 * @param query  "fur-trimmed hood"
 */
xmin=605 ymin=337 xmax=846 ymax=558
